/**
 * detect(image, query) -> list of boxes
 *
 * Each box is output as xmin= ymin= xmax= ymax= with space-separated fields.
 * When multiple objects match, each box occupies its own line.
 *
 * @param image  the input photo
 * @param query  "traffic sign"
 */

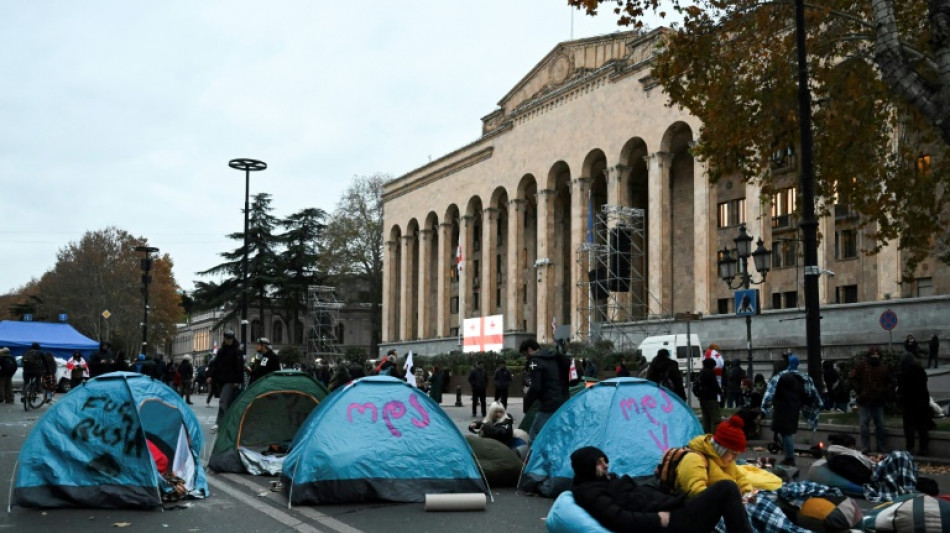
xmin=102 ymin=310 xmax=111 ymax=319
xmin=879 ymin=309 xmax=898 ymax=331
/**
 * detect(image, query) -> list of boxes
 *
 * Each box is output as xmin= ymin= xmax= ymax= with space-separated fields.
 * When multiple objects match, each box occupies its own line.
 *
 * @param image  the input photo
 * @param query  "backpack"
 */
xmin=0 ymin=355 xmax=16 ymax=377
xmin=655 ymin=446 xmax=702 ymax=492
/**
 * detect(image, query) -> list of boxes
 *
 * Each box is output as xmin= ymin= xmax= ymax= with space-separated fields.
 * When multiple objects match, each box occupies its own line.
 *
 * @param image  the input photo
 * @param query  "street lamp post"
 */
xmin=228 ymin=158 xmax=267 ymax=358
xmin=134 ymin=245 xmax=159 ymax=355
xmin=717 ymin=224 xmax=771 ymax=376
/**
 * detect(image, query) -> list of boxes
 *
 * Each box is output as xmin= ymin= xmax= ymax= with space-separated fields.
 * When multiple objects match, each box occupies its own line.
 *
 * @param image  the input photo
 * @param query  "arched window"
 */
xmin=273 ymin=320 xmax=284 ymax=344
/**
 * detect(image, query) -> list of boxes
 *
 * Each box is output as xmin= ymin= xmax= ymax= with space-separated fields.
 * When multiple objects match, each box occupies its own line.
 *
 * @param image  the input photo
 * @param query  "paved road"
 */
xmin=1 ymin=378 xmax=948 ymax=532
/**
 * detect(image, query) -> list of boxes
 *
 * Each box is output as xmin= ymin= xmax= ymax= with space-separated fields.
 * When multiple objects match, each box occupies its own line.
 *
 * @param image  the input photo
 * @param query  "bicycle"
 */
xmin=22 ymin=376 xmax=44 ymax=411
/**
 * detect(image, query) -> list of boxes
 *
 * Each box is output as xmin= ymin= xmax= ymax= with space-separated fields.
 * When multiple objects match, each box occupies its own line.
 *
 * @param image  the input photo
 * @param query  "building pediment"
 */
xmin=482 ymin=30 xmax=644 ymax=134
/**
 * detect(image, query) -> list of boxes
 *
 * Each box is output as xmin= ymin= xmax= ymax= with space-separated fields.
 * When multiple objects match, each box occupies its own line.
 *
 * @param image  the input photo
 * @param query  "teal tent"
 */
xmin=281 ymin=376 xmax=488 ymax=505
xmin=518 ymin=377 xmax=703 ymax=498
xmin=13 ymin=372 xmax=209 ymax=508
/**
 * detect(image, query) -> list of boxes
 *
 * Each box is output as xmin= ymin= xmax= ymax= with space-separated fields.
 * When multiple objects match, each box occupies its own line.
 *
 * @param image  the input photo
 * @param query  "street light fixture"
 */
xmin=717 ymin=223 xmax=770 ymax=376
xmin=134 ymin=245 xmax=159 ymax=354
xmin=228 ymin=158 xmax=267 ymax=358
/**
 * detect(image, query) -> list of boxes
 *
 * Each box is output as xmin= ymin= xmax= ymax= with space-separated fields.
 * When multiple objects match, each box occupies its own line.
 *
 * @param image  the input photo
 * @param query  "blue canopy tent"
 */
xmin=281 ymin=376 xmax=488 ymax=505
xmin=0 ymin=320 xmax=99 ymax=359
xmin=13 ymin=372 xmax=209 ymax=509
xmin=518 ymin=377 xmax=703 ymax=498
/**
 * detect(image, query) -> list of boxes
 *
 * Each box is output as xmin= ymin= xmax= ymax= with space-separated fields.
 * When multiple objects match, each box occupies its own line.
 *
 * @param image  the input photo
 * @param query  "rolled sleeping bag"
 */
xmin=424 ymin=493 xmax=486 ymax=512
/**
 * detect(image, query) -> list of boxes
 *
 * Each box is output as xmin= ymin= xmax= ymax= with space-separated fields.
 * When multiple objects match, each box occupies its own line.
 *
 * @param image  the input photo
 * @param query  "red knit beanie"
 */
xmin=713 ymin=415 xmax=747 ymax=453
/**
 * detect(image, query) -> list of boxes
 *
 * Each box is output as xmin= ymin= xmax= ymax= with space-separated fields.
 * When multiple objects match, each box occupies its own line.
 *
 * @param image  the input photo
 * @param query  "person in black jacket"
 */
xmin=88 ymin=342 xmax=113 ymax=378
xmin=467 ymin=361 xmax=488 ymax=418
xmin=492 ymin=360 xmax=513 ymax=408
xmin=696 ymin=357 xmax=722 ymax=433
xmin=899 ymin=351 xmax=932 ymax=455
xmin=211 ymin=330 xmax=245 ymax=429
xmin=520 ymin=339 xmax=569 ymax=440
xmin=645 ymin=349 xmax=685 ymax=400
xmin=570 ymin=446 xmax=752 ymax=533
xmin=248 ymin=337 xmax=280 ymax=384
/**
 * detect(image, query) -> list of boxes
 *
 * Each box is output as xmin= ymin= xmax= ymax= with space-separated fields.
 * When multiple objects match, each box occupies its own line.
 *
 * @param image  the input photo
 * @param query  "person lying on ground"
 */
xmin=570 ymin=446 xmax=753 ymax=533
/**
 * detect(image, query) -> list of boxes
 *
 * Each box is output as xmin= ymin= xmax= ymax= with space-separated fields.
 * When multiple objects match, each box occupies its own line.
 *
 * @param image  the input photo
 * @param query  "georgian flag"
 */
xmin=456 ymin=243 xmax=463 ymax=273
xmin=569 ymin=358 xmax=579 ymax=381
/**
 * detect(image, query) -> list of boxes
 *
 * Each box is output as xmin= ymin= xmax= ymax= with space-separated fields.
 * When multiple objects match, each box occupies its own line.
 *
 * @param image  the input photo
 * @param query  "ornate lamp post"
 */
xmin=134 ymin=245 xmax=159 ymax=355
xmin=228 ymin=158 xmax=267 ymax=357
xmin=717 ymin=224 xmax=771 ymax=376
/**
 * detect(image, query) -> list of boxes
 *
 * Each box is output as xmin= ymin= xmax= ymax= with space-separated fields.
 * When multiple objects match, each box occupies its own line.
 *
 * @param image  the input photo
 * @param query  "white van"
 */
xmin=636 ymin=334 xmax=702 ymax=374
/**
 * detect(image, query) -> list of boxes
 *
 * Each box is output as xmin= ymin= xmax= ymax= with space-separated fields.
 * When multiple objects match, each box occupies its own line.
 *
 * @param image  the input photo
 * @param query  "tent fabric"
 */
xmin=281 ymin=376 xmax=488 ymax=505
xmin=519 ymin=377 xmax=703 ymax=498
xmin=208 ymin=370 xmax=328 ymax=474
xmin=13 ymin=372 xmax=209 ymax=508
xmin=546 ymin=491 xmax=611 ymax=533
xmin=0 ymin=320 xmax=99 ymax=359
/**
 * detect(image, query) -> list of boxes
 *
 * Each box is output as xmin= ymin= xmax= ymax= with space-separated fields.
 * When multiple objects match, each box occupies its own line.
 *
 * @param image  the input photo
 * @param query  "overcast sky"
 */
xmin=0 ymin=1 xmax=651 ymax=296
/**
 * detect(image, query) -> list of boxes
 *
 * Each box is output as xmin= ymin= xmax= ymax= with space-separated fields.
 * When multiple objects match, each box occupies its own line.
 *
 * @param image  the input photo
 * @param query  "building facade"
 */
xmin=381 ymin=29 xmax=950 ymax=358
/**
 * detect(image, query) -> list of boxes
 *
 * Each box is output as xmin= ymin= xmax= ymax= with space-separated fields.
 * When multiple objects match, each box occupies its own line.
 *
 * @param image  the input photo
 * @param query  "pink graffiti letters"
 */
xmin=618 ymin=389 xmax=676 ymax=452
xmin=346 ymin=393 xmax=431 ymax=437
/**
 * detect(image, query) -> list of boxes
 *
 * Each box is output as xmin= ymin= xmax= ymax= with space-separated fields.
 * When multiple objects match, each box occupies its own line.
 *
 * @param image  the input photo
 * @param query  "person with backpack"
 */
xmin=0 ymin=347 xmax=16 ymax=403
xmin=761 ymin=354 xmax=823 ymax=466
xmin=570 ymin=445 xmax=753 ymax=533
xmin=521 ymin=338 xmax=570 ymax=441
xmin=66 ymin=351 xmax=88 ymax=389
xmin=20 ymin=343 xmax=46 ymax=404
xmin=645 ymin=349 xmax=685 ymax=400
xmin=673 ymin=415 xmax=781 ymax=498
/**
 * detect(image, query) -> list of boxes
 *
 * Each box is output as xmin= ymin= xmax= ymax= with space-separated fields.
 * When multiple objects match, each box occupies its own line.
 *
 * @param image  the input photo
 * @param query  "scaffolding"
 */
xmin=575 ymin=204 xmax=666 ymax=349
xmin=307 ymin=285 xmax=343 ymax=361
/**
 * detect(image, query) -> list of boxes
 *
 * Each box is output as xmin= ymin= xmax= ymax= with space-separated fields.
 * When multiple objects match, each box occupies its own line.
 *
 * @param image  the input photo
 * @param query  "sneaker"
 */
xmin=211 ymin=424 xmax=218 ymax=432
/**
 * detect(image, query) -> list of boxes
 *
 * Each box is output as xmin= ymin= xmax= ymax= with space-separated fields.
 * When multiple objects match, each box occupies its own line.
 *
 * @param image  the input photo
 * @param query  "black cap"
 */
xmin=571 ymin=446 xmax=607 ymax=486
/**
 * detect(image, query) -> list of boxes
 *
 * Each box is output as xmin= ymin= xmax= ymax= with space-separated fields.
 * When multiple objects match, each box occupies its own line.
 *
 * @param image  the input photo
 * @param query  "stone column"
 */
xmin=461 ymin=215 xmax=475 ymax=319
xmin=400 ymin=234 xmax=415 ymax=341
xmin=383 ymin=239 xmax=396 ymax=342
xmin=535 ymin=189 xmax=555 ymax=342
xmin=482 ymin=208 xmax=499 ymax=317
xmin=646 ymin=152 xmax=671 ymax=316
xmin=605 ymin=164 xmax=630 ymax=208
xmin=506 ymin=199 xmax=525 ymax=331
xmin=685 ymin=159 xmax=716 ymax=314
xmin=437 ymin=222 xmax=452 ymax=337
xmin=416 ymin=228 xmax=432 ymax=339
xmin=571 ymin=177 xmax=591 ymax=339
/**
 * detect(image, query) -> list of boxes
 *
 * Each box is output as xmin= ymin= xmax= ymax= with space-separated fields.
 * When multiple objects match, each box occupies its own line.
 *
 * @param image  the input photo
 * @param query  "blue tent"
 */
xmin=0 ymin=320 xmax=99 ymax=359
xmin=13 ymin=372 xmax=209 ymax=508
xmin=518 ymin=377 xmax=703 ymax=497
xmin=281 ymin=376 xmax=488 ymax=505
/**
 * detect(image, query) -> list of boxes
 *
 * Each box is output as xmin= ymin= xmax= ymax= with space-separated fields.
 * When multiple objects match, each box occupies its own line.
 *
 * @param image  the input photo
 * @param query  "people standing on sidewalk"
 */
xmin=704 ymin=343 xmax=725 ymax=407
xmin=904 ymin=335 xmax=921 ymax=359
xmin=492 ymin=360 xmax=512 ymax=409
xmin=211 ymin=330 xmax=244 ymax=430
xmin=428 ymin=365 xmax=444 ymax=404
xmin=521 ymin=339 xmax=569 ymax=440
xmin=821 ymin=359 xmax=840 ymax=411
xmin=695 ymin=357 xmax=722 ymax=433
xmin=724 ymin=359 xmax=746 ymax=408
xmin=0 ymin=348 xmax=15 ymax=403
xmin=178 ymin=354 xmax=194 ymax=404
xmin=88 ymin=341 xmax=113 ymax=378
xmin=761 ymin=354 xmax=823 ymax=467
xmin=66 ymin=351 xmax=88 ymax=389
xmin=898 ymin=351 xmax=932 ymax=456
xmin=467 ymin=361 xmax=488 ymax=418
xmin=850 ymin=347 xmax=890 ymax=453
xmin=929 ymin=334 xmax=940 ymax=369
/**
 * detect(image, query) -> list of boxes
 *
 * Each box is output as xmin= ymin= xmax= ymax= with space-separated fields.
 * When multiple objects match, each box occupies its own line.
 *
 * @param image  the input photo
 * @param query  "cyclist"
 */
xmin=20 ymin=343 xmax=45 ymax=405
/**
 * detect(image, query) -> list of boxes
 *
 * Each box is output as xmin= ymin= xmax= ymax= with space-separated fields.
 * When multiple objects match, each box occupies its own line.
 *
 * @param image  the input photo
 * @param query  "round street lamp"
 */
xmin=228 ymin=158 xmax=267 ymax=358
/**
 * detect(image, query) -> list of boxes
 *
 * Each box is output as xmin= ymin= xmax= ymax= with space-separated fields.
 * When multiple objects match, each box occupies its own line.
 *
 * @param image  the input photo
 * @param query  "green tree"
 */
xmin=196 ymin=192 xmax=281 ymax=332
xmin=274 ymin=207 xmax=327 ymax=351
xmin=568 ymin=0 xmax=950 ymax=271
xmin=29 ymin=227 xmax=181 ymax=357
xmin=323 ymin=174 xmax=385 ymax=353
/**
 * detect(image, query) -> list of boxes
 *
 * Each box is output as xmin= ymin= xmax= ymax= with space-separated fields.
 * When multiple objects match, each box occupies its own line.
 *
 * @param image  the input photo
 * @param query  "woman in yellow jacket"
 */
xmin=675 ymin=415 xmax=781 ymax=498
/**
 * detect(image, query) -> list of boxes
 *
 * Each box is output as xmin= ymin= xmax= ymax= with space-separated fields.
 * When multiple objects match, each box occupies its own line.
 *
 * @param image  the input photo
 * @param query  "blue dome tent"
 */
xmin=13 ymin=372 xmax=209 ymax=508
xmin=281 ymin=376 xmax=488 ymax=505
xmin=518 ymin=377 xmax=703 ymax=498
